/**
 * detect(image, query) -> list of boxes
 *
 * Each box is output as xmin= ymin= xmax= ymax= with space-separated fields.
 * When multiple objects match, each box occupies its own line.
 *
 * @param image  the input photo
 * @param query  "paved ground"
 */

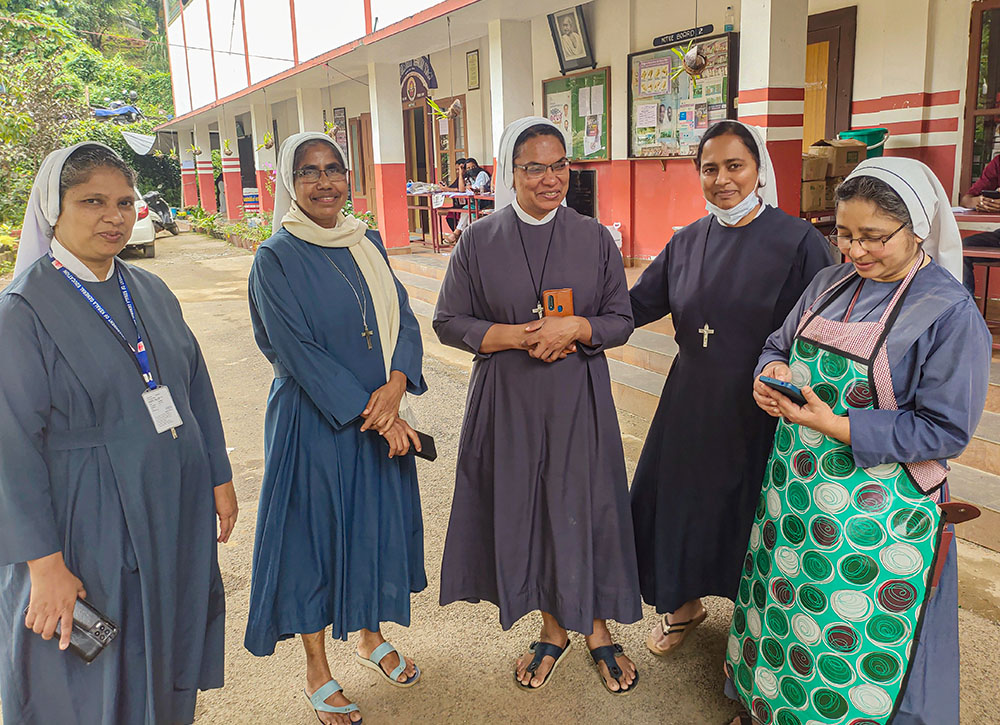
xmin=3 ymin=232 xmax=1000 ymax=723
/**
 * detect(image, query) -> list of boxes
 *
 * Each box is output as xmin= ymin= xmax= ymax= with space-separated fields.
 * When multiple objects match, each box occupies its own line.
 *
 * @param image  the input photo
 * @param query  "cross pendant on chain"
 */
xmin=532 ymin=301 xmax=545 ymax=319
xmin=362 ymin=325 xmax=374 ymax=350
xmin=699 ymin=323 xmax=715 ymax=348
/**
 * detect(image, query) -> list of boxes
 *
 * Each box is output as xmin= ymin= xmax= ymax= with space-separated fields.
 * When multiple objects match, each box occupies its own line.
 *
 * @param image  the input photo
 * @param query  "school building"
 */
xmin=158 ymin=0 xmax=997 ymax=261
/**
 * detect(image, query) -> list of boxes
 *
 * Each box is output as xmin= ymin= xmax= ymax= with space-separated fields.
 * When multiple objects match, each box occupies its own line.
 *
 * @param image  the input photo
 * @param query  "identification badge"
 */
xmin=142 ymin=386 xmax=184 ymax=434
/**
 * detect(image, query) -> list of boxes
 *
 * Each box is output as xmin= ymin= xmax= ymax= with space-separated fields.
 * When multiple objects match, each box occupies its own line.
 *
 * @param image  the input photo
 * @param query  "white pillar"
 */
xmin=738 ymin=0 xmax=808 ymax=214
xmin=296 ymin=87 xmax=324 ymax=133
xmin=193 ymin=122 xmax=216 ymax=213
xmin=251 ymin=101 xmax=276 ymax=212
xmin=367 ymin=61 xmax=408 ymax=248
xmin=488 ymin=19 xmax=533 ymax=161
xmin=217 ymin=111 xmax=243 ymax=219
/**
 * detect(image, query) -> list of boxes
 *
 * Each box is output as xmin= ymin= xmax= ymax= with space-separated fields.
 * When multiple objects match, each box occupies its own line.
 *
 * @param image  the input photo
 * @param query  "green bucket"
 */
xmin=838 ymin=128 xmax=889 ymax=158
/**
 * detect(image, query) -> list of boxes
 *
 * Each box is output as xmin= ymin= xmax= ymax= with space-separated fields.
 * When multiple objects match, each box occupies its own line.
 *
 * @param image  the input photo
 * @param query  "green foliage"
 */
xmin=61 ymin=119 xmax=182 ymax=206
xmin=211 ymin=149 xmax=222 ymax=179
xmin=226 ymin=212 xmax=273 ymax=249
xmin=344 ymin=197 xmax=377 ymax=228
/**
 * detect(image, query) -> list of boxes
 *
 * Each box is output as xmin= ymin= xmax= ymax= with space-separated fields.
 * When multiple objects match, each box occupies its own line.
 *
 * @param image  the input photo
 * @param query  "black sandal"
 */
xmin=514 ymin=639 xmax=571 ymax=691
xmin=589 ymin=643 xmax=638 ymax=695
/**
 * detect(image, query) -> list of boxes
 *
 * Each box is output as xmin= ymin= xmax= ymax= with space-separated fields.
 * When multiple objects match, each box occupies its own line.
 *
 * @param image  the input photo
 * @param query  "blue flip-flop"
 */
xmin=355 ymin=641 xmax=421 ymax=687
xmin=515 ymin=639 xmax=572 ymax=691
xmin=303 ymin=679 xmax=362 ymax=723
xmin=589 ymin=643 xmax=639 ymax=695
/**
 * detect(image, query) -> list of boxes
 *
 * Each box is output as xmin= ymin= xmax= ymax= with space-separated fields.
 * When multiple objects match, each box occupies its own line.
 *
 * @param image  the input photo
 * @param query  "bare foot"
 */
xmin=515 ymin=620 xmax=569 ymax=688
xmin=647 ymin=598 xmax=707 ymax=654
xmin=585 ymin=621 xmax=637 ymax=693
xmin=304 ymin=678 xmax=362 ymax=725
xmin=358 ymin=628 xmax=418 ymax=683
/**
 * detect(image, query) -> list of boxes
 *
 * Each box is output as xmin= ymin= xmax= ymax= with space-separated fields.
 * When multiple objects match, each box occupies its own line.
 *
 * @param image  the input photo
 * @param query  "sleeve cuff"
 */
xmin=463 ymin=319 xmax=496 ymax=358
xmin=0 ymin=514 xmax=61 ymax=567
xmin=755 ymin=352 xmax=788 ymax=379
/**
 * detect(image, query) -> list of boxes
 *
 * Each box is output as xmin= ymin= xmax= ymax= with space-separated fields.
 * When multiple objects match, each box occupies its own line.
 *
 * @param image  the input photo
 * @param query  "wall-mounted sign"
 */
xmin=653 ymin=24 xmax=714 ymax=47
xmin=400 ymin=56 xmax=438 ymax=103
xmin=467 ymin=50 xmax=480 ymax=91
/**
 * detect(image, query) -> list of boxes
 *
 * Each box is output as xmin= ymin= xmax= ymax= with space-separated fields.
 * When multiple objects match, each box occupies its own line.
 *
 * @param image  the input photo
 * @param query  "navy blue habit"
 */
xmin=244 ymin=228 xmax=427 ymax=655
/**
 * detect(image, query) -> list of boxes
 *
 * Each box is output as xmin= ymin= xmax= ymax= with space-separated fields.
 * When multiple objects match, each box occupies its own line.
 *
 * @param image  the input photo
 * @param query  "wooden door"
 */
xmin=359 ymin=113 xmax=376 ymax=213
xmin=432 ymin=94 xmax=468 ymax=185
xmin=403 ymin=103 xmax=432 ymax=237
xmin=805 ymin=8 xmax=857 ymax=151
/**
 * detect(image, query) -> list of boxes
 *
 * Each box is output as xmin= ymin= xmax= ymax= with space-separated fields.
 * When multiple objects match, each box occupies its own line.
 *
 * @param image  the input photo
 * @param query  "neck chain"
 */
xmin=325 ymin=254 xmax=375 ymax=350
xmin=514 ymin=210 xmax=559 ymax=319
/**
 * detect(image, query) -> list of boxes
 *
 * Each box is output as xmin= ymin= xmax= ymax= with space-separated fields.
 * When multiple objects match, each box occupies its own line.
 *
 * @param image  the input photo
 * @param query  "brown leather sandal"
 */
xmin=646 ymin=607 xmax=708 ymax=656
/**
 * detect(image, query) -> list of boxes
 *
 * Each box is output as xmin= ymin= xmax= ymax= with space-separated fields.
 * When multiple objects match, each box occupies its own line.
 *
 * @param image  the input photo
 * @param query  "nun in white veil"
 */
xmin=628 ymin=120 xmax=833 ymax=657
xmin=244 ymin=131 xmax=427 ymax=724
xmin=0 ymin=143 xmax=235 ymax=724
xmin=434 ymin=116 xmax=643 ymax=695
xmin=729 ymin=157 xmax=990 ymax=725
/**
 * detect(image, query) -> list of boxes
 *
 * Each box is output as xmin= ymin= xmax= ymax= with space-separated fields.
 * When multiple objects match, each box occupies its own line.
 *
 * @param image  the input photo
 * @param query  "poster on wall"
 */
xmin=541 ymin=67 xmax=611 ymax=161
xmin=333 ymin=107 xmax=348 ymax=159
xmin=627 ymin=32 xmax=739 ymax=158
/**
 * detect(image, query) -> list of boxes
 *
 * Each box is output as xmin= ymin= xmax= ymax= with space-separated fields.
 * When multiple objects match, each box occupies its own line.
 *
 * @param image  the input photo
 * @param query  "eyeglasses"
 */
xmin=827 ymin=222 xmax=908 ymax=253
xmin=513 ymin=158 xmax=571 ymax=179
xmin=293 ymin=165 xmax=347 ymax=182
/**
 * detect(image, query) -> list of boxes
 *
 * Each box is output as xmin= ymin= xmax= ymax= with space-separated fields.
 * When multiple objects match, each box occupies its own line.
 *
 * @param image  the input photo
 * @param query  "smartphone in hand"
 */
xmin=759 ymin=376 xmax=808 ymax=406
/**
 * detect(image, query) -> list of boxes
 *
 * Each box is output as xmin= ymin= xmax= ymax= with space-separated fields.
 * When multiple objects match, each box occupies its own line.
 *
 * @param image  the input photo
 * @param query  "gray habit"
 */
xmin=434 ymin=205 xmax=642 ymax=633
xmin=0 ymin=259 xmax=230 ymax=724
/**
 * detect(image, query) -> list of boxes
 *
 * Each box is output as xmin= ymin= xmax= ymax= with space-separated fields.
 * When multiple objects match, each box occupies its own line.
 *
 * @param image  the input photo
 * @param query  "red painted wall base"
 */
xmin=255 ymin=170 xmax=275 ymax=213
xmin=374 ymin=163 xmax=409 ymax=249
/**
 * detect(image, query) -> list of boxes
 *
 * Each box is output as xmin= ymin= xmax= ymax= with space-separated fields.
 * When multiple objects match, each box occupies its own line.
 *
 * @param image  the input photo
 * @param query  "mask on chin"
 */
xmin=705 ymin=188 xmax=763 ymax=226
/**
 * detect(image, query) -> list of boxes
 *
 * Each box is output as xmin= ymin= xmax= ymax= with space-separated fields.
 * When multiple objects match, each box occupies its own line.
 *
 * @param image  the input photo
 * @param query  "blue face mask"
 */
xmin=705 ymin=188 xmax=762 ymax=226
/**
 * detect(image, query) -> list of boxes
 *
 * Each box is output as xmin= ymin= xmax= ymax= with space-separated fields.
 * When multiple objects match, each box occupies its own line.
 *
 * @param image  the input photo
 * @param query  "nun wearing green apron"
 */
xmin=725 ymin=157 xmax=990 ymax=725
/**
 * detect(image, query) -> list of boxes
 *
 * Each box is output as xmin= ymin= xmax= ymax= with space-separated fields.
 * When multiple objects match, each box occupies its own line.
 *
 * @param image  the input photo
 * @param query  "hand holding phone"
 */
xmin=759 ymin=376 xmax=808 ymax=406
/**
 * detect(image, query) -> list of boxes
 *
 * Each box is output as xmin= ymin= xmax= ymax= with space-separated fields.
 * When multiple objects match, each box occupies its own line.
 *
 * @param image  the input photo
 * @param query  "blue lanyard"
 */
xmin=48 ymin=254 xmax=158 ymax=390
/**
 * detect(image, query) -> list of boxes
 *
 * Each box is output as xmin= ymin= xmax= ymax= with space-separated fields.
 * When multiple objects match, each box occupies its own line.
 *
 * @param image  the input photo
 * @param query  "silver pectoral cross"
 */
xmin=699 ymin=323 xmax=715 ymax=348
xmin=362 ymin=325 xmax=374 ymax=350
xmin=532 ymin=300 xmax=545 ymax=319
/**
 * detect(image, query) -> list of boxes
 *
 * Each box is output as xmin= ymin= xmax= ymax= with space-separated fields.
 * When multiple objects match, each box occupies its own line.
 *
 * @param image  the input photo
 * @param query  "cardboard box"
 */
xmin=802 ymin=154 xmax=829 ymax=181
xmin=801 ymin=180 xmax=827 ymax=212
xmin=824 ymin=177 xmax=846 ymax=210
xmin=809 ymin=138 xmax=867 ymax=177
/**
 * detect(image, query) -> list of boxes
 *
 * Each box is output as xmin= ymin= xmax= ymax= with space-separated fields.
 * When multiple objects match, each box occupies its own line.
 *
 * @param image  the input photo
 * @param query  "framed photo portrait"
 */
xmin=548 ymin=6 xmax=595 ymax=74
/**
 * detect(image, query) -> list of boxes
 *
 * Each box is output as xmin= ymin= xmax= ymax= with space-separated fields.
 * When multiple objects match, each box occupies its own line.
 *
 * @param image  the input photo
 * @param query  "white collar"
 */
xmin=50 ymin=238 xmax=116 ymax=282
xmin=513 ymin=198 xmax=559 ymax=226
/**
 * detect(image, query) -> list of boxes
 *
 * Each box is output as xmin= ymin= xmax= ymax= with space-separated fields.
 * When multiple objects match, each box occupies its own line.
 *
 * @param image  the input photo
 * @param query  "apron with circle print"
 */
xmin=725 ymin=258 xmax=948 ymax=725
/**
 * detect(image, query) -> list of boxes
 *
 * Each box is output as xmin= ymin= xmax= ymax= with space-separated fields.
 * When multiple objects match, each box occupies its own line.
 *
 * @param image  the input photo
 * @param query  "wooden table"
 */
xmin=964 ymin=245 xmax=1000 ymax=350
xmin=408 ymin=192 xmax=495 ymax=252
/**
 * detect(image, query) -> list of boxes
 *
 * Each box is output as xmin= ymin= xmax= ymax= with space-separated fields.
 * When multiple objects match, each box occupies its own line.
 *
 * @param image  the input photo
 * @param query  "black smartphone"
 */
xmin=760 ymin=376 xmax=808 ymax=406
xmin=25 ymin=598 xmax=119 ymax=664
xmin=414 ymin=430 xmax=437 ymax=461
xmin=983 ymin=190 xmax=1000 ymax=199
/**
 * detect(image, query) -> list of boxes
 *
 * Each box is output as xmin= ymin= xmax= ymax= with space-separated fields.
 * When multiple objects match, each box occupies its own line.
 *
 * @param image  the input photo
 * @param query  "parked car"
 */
xmin=125 ymin=189 xmax=157 ymax=258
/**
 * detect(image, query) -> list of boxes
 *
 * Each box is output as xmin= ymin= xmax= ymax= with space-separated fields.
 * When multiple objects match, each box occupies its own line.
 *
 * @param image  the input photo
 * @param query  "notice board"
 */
xmin=542 ymin=67 xmax=611 ymax=162
xmin=627 ymin=32 xmax=739 ymax=159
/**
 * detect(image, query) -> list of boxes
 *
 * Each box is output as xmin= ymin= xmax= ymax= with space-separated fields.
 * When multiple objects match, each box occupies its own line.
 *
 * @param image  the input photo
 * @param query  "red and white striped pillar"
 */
xmin=251 ymin=101 xmax=276 ymax=213
xmin=368 ymin=61 xmax=409 ymax=249
xmin=179 ymin=136 xmax=199 ymax=208
xmin=194 ymin=122 xmax=217 ymax=214
xmin=219 ymin=112 xmax=244 ymax=220
xmin=737 ymin=0 xmax=808 ymax=215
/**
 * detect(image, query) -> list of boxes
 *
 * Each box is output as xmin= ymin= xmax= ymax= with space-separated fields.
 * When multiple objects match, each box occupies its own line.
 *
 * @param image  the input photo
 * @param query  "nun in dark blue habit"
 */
xmin=245 ymin=132 xmax=427 ymax=724
xmin=0 ymin=143 xmax=237 ymax=724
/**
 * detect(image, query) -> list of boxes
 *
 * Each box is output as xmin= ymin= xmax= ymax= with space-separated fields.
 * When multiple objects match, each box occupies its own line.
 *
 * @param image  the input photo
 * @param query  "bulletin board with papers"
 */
xmin=627 ymin=32 xmax=739 ymax=159
xmin=542 ymin=67 xmax=611 ymax=162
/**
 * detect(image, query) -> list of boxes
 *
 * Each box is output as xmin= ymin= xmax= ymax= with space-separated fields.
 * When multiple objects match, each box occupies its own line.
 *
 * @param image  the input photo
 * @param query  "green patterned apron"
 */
xmin=725 ymin=257 xmax=948 ymax=725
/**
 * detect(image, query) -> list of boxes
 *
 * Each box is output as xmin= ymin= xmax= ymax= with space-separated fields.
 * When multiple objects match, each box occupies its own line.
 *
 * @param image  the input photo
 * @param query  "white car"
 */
xmin=125 ymin=189 xmax=157 ymax=258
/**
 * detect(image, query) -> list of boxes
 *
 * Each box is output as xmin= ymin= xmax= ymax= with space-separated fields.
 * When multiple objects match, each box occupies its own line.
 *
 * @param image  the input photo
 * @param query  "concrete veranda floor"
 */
xmin=2 ymin=232 xmax=1000 ymax=723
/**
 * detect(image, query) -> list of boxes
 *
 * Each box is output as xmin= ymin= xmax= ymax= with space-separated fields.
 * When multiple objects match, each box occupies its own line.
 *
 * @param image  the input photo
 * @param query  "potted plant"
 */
xmin=188 ymin=144 xmax=203 ymax=156
xmin=223 ymin=139 xmax=234 ymax=156
xmin=255 ymin=131 xmax=274 ymax=151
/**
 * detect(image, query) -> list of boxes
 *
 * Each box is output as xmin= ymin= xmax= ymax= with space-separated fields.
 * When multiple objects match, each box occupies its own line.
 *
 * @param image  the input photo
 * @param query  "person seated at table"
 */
xmin=959 ymin=153 xmax=1000 ymax=295
xmin=445 ymin=158 xmax=469 ymax=232
xmin=444 ymin=159 xmax=494 ymax=245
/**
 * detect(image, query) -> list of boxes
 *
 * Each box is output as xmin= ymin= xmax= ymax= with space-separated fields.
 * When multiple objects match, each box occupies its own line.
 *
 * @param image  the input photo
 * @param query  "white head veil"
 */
xmin=843 ymin=157 xmax=963 ymax=282
xmin=494 ymin=116 xmax=567 ymax=210
xmin=14 ymin=142 xmax=120 ymax=278
xmin=272 ymin=131 xmax=350 ymax=223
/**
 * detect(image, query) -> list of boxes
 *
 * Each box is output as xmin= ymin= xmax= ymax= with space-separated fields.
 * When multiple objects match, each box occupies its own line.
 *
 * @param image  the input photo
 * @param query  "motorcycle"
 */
xmin=142 ymin=190 xmax=179 ymax=235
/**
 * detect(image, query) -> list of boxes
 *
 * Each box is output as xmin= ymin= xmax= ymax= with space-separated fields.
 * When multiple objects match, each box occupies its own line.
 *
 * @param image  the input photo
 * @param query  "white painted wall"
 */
xmin=369 ymin=0 xmax=438 ymax=31
xmin=295 ymin=0 xmax=367 ymax=63
xmin=427 ymin=38 xmax=493 ymax=162
xmin=209 ymin=0 xmax=249 ymax=98
xmin=167 ymin=19 xmax=191 ymax=116
xmin=244 ymin=0 xmax=295 ymax=84
xmin=184 ymin=0 xmax=217 ymax=109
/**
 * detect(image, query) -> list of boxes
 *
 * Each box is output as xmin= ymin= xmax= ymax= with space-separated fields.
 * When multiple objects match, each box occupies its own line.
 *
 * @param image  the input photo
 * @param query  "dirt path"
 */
xmin=3 ymin=233 xmax=1000 ymax=723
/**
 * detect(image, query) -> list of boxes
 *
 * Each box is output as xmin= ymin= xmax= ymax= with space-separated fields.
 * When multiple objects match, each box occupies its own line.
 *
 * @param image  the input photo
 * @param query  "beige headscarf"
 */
xmin=275 ymin=132 xmax=404 ymax=399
